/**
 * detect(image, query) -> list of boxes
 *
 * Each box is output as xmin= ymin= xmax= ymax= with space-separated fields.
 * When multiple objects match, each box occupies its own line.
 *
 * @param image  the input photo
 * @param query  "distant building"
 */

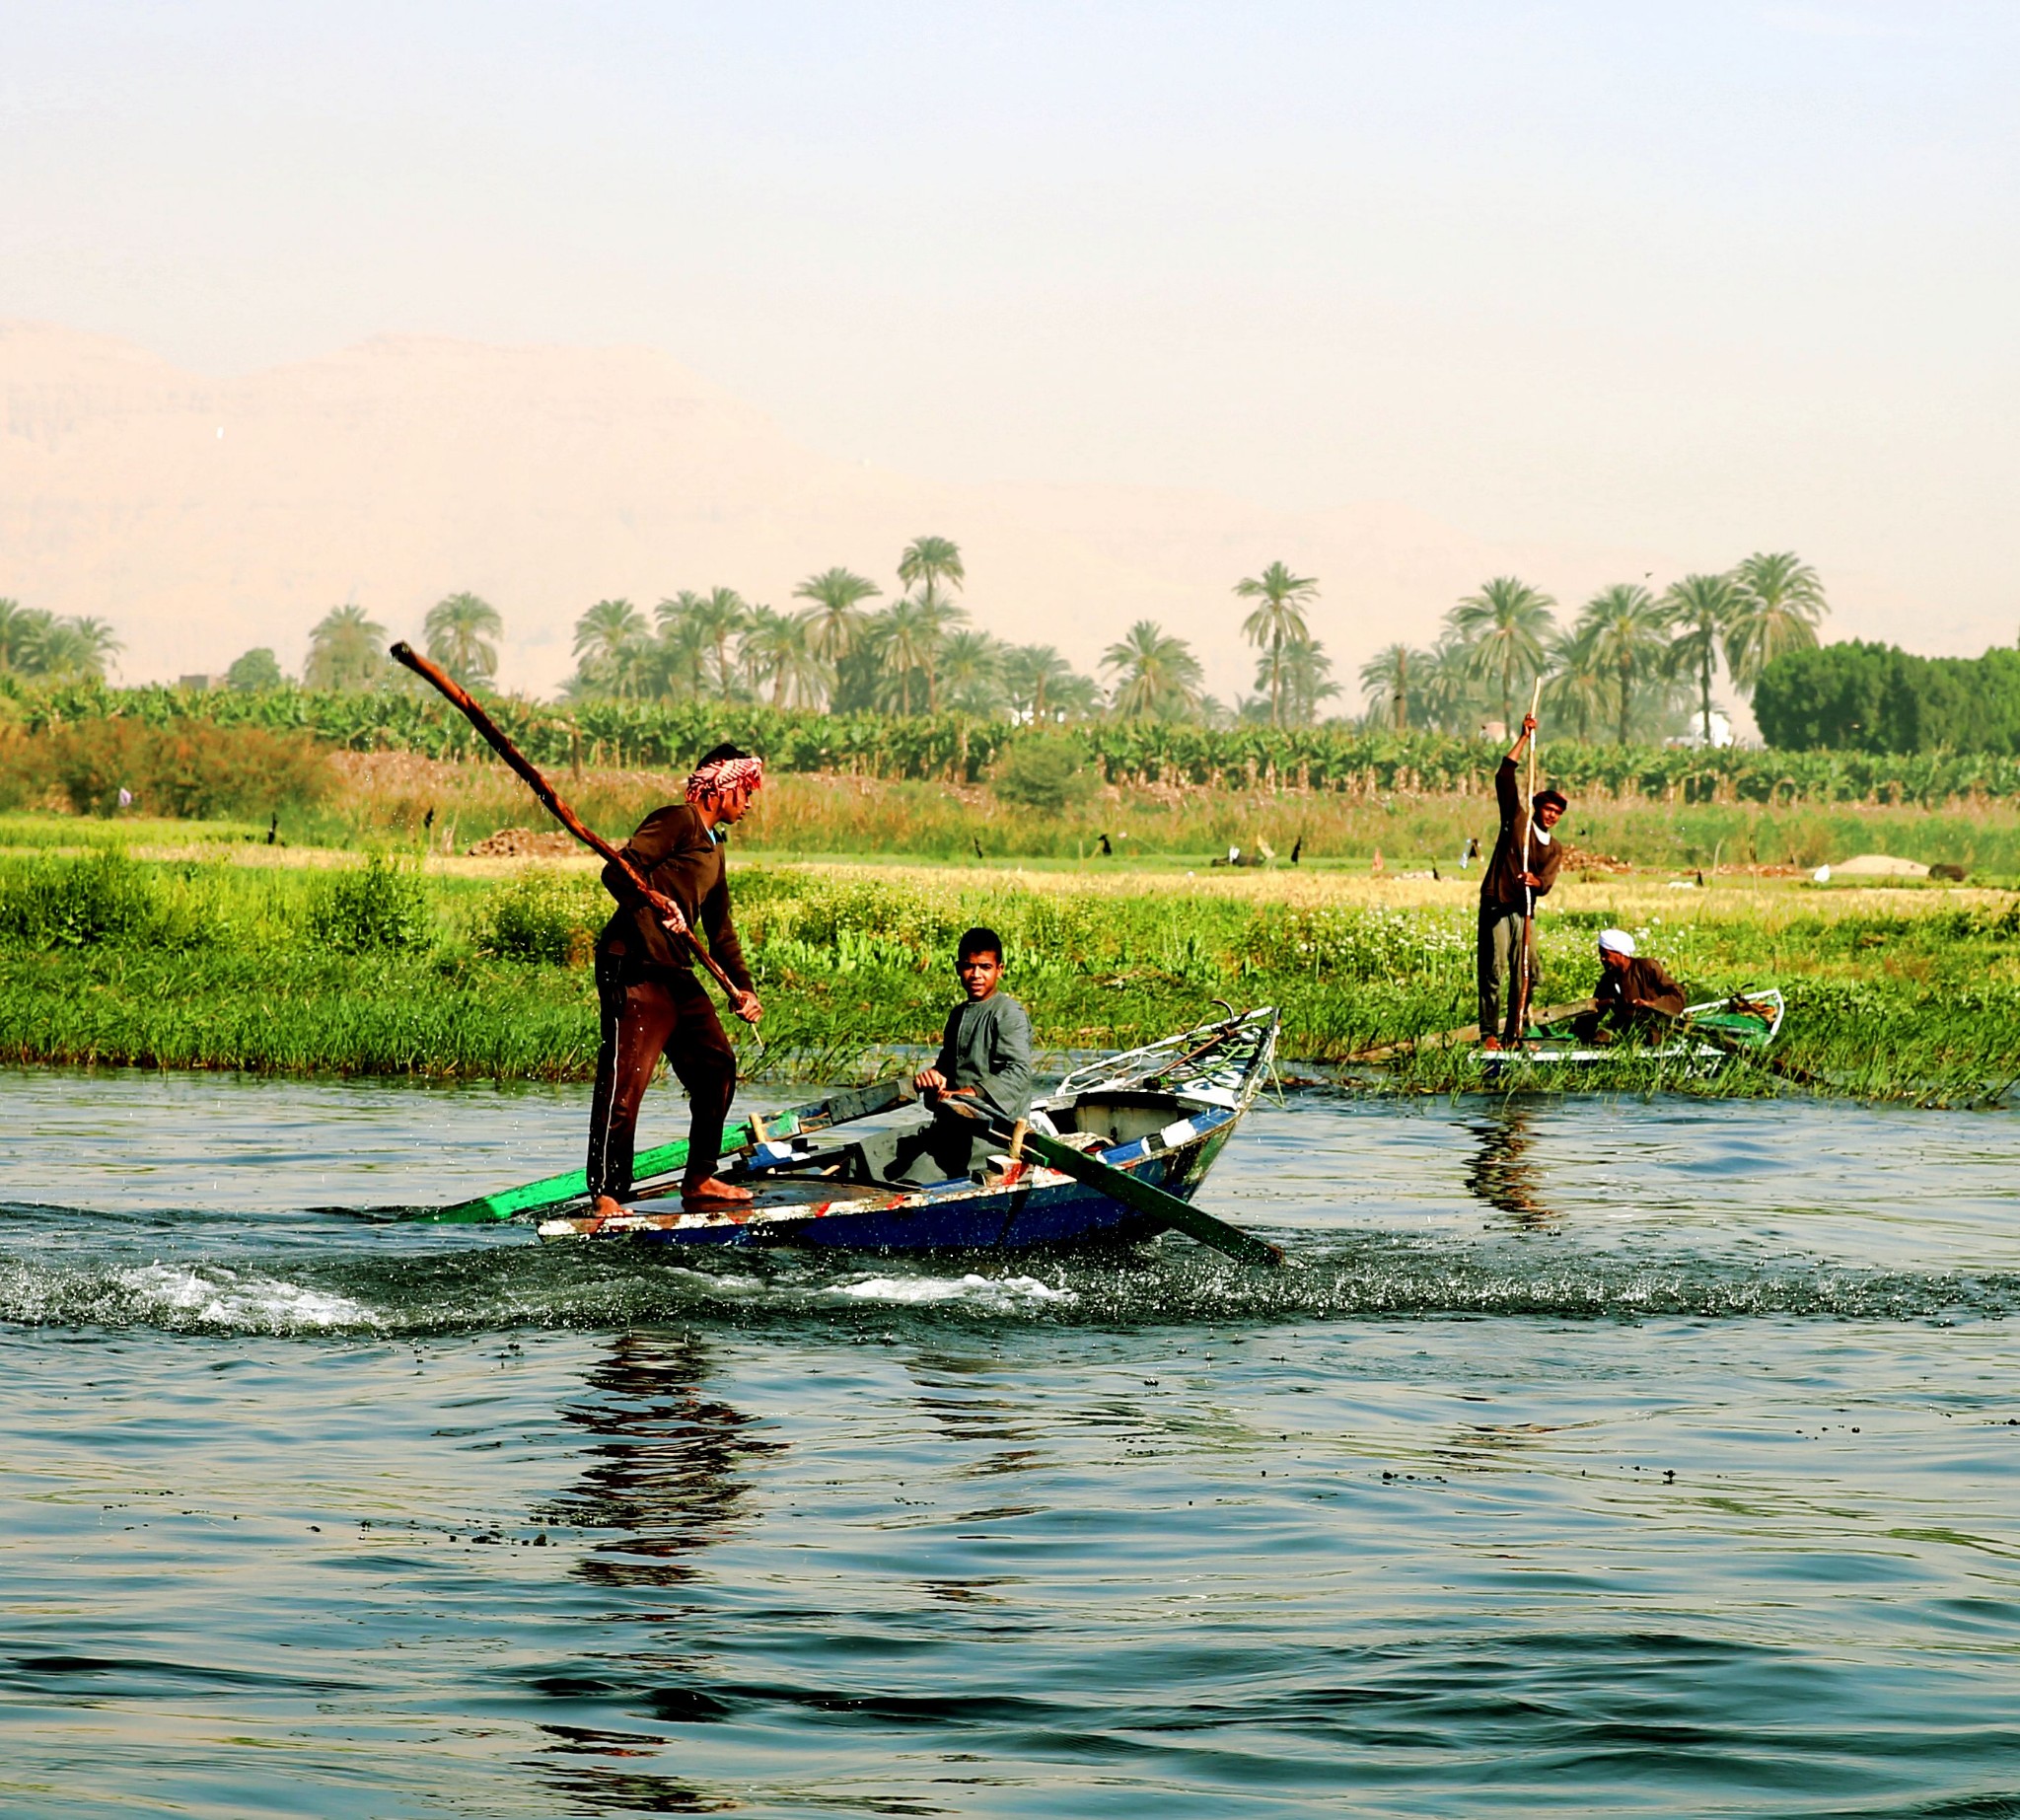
xmin=1666 ymin=710 xmax=1734 ymax=749
xmin=177 ymin=673 xmax=226 ymax=691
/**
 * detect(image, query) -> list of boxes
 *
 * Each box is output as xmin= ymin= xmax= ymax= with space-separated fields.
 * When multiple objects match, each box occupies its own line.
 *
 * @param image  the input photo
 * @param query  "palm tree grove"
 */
xmin=8 ymin=546 xmax=1927 ymax=753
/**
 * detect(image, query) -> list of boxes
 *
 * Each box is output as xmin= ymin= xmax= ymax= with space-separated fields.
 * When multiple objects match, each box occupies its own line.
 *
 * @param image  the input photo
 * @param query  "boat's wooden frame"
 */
xmin=537 ymin=1007 xmax=1282 ymax=1256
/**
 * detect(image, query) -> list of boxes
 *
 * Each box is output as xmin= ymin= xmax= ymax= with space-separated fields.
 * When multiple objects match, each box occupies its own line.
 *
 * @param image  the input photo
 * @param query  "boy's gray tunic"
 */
xmin=932 ymin=994 xmax=1035 ymax=1124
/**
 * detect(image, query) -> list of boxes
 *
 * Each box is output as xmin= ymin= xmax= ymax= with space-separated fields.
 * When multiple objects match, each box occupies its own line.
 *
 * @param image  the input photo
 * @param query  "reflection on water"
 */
xmin=1463 ymin=1101 xmax=1560 ymax=1230
xmin=538 ymin=1330 xmax=779 ymax=1589
xmin=532 ymin=1333 xmax=774 ymax=1815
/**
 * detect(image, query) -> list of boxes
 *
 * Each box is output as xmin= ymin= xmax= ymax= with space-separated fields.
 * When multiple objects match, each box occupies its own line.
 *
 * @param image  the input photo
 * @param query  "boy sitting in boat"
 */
xmin=891 ymin=926 xmax=1035 ymax=1184
xmin=1572 ymin=928 xmax=1687 ymax=1042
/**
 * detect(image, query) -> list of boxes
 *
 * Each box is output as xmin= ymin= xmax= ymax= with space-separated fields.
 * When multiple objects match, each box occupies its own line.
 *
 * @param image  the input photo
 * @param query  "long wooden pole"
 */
xmin=1513 ymin=677 xmax=1544 ymax=1041
xmin=388 ymin=642 xmax=745 ymax=1007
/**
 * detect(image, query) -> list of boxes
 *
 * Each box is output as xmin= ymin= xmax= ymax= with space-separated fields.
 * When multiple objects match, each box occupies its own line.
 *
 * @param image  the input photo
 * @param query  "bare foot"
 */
xmin=590 ymin=1194 xmax=625 ymax=1218
xmin=682 ymin=1176 xmax=755 ymax=1207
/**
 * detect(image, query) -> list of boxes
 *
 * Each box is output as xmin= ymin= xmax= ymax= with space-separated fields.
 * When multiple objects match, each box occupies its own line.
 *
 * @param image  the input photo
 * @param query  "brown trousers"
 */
xmin=586 ymin=954 xmax=738 ymax=1201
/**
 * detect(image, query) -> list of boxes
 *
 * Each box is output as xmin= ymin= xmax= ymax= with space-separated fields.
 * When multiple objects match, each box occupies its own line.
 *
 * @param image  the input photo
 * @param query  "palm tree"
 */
xmin=1359 ymin=643 xmax=1425 ymax=732
xmin=1410 ymin=637 xmax=1483 ymax=736
xmin=740 ymin=607 xmax=828 ymax=708
xmin=1541 ymin=623 xmax=1610 ymax=745
xmin=304 ymin=605 xmax=391 ymax=692
xmin=937 ymin=629 xmax=1003 ymax=715
xmin=0 ymin=600 xmax=36 ymax=675
xmin=643 ymin=603 xmax=712 ymax=702
xmin=1448 ymin=575 xmax=1556 ymax=733
xmin=571 ymin=599 xmax=649 ymax=697
xmin=792 ymin=567 xmax=882 ymax=663
xmin=1049 ymin=671 xmax=1104 ymax=720
xmin=423 ymin=591 xmax=503 ymax=686
xmin=1726 ymin=551 xmax=1828 ymax=695
xmin=1576 ymin=583 xmax=1674 ymax=746
xmin=871 ymin=597 xmax=941 ymax=714
xmin=1233 ymin=560 xmax=1320 ymax=727
xmin=913 ymin=594 xmax=971 ymax=711
xmin=1001 ymin=644 xmax=1078 ymax=721
xmin=20 ymin=614 xmax=121 ymax=682
xmin=679 ymin=587 xmax=746 ymax=696
xmin=1102 ymin=620 xmax=1204 ymax=719
xmin=897 ymin=536 xmax=965 ymax=611
xmin=1280 ymin=640 xmax=1339 ymax=725
xmin=1663 ymin=571 xmax=1744 ymax=743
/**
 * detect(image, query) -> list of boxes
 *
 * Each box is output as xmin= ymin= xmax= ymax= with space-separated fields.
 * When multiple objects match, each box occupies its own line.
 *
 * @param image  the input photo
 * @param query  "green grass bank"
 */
xmin=2 ymin=843 xmax=2017 ymax=1103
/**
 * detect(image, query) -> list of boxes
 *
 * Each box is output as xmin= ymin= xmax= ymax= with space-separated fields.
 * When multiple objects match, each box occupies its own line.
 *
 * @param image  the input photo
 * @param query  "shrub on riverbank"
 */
xmin=0 ymin=719 xmax=330 ymax=819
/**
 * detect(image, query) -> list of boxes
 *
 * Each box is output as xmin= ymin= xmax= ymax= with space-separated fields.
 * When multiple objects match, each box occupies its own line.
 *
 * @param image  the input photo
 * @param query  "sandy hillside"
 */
xmin=2 ymin=320 xmax=1669 ymax=699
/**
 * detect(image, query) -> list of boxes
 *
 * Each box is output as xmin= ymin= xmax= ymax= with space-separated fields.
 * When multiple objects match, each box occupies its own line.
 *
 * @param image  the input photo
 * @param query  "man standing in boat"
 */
xmin=587 ymin=745 xmax=764 ymax=1216
xmin=1478 ymin=711 xmax=1567 ymax=1049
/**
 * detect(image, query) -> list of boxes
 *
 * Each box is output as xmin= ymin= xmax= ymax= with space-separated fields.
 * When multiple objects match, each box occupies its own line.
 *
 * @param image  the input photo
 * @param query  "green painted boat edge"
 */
xmin=419 ymin=1079 xmax=909 ymax=1224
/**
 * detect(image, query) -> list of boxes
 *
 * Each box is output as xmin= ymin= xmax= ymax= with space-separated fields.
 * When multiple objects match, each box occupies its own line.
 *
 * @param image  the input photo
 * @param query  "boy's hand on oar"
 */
xmin=732 ymin=989 xmax=763 ymax=1025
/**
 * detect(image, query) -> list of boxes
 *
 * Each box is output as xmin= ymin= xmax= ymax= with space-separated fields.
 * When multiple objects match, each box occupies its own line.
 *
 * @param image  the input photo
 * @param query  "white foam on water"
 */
xmin=118 ymin=1261 xmax=378 ymax=1332
xmin=830 ymin=1272 xmax=1078 ymax=1310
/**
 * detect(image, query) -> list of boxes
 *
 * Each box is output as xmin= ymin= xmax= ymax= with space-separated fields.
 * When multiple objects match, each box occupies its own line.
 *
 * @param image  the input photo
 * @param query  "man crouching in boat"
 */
xmin=1572 ymin=928 xmax=1686 ymax=1043
xmin=1478 ymin=712 xmax=1567 ymax=1049
xmin=891 ymin=926 xmax=1035 ymax=1185
xmin=587 ymin=745 xmax=764 ymax=1216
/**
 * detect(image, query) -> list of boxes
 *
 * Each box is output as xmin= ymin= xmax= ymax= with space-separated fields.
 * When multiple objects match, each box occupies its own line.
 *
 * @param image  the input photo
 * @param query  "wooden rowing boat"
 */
xmin=536 ymin=1006 xmax=1282 ymax=1256
xmin=1486 ymin=989 xmax=1786 ymax=1072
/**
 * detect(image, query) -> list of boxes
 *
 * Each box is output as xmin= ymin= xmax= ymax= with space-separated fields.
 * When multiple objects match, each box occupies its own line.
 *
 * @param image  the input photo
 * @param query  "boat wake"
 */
xmin=1 ymin=1207 xmax=2013 ymax=1337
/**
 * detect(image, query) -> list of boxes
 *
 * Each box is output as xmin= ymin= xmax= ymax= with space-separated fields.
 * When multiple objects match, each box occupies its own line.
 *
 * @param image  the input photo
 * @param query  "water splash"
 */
xmin=0 ymin=1224 xmax=2013 ymax=1339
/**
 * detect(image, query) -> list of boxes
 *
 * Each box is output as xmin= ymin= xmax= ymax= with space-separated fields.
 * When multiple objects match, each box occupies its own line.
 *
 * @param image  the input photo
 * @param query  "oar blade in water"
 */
xmin=944 ymin=1107 xmax=1281 ymax=1269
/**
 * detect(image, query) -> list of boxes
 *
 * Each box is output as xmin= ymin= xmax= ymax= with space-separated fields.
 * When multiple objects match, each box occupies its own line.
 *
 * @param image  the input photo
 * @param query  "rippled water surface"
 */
xmin=5 ymin=1067 xmax=2020 ymax=1817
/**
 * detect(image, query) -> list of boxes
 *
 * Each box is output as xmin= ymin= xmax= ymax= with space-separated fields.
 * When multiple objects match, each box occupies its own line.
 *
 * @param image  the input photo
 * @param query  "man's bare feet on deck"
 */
xmin=682 ymin=1176 xmax=755 ymax=1208
xmin=590 ymin=1195 xmax=625 ymax=1218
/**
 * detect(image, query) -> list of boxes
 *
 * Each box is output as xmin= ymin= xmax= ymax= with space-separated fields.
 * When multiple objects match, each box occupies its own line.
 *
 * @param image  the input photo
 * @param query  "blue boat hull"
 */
xmin=536 ymin=1006 xmax=1272 ymax=1257
xmin=541 ymin=1115 xmax=1237 ymax=1255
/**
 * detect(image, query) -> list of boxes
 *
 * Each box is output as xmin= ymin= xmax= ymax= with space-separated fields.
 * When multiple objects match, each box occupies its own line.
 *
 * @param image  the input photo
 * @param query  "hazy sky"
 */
xmin=5 ymin=2 xmax=2018 ymax=649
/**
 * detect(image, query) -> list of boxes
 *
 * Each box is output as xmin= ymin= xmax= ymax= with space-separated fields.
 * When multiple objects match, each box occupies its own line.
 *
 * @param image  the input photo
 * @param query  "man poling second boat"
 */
xmin=1478 ymin=684 xmax=1568 ymax=1051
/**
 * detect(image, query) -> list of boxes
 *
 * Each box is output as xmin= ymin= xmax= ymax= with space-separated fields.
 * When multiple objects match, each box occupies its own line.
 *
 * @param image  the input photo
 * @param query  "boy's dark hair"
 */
xmin=696 ymin=742 xmax=751 ymax=767
xmin=957 ymin=925 xmax=1004 ymax=965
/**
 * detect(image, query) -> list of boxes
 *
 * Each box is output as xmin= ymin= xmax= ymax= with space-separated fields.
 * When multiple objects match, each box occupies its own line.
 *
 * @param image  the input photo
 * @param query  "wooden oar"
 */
xmin=939 ymin=1100 xmax=1284 ymax=1269
xmin=413 ymin=1078 xmax=910 ymax=1223
xmin=388 ymin=642 xmax=745 ymax=1007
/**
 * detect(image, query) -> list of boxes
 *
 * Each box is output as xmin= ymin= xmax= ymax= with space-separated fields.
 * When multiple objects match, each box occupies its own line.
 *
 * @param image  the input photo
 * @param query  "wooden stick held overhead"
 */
xmin=1514 ymin=677 xmax=1544 ymax=1039
xmin=387 ymin=642 xmax=746 ymax=1007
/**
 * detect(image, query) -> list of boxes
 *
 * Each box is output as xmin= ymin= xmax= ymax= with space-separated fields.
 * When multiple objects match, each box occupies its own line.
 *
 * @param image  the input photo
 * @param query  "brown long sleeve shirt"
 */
xmin=1481 ymin=756 xmax=1564 ymax=911
xmin=1593 ymin=955 xmax=1687 ymax=1025
xmin=595 ymin=803 xmax=754 ymax=992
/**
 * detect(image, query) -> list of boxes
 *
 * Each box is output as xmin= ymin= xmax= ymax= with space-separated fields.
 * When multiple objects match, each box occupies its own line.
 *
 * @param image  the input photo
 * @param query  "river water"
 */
xmin=4 ymin=1067 xmax=2018 ymax=1817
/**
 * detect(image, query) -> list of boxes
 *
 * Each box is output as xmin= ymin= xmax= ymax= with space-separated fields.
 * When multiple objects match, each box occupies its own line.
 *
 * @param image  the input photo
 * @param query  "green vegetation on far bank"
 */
xmin=14 ymin=681 xmax=2020 ymax=809
xmin=2 ymin=847 xmax=2016 ymax=1104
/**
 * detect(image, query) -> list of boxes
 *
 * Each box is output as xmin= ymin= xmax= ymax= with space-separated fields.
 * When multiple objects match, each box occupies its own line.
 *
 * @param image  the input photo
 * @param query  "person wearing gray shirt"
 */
xmin=889 ymin=926 xmax=1034 ymax=1184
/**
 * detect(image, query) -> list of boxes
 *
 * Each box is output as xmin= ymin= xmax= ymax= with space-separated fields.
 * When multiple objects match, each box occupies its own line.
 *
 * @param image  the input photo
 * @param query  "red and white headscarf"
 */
xmin=685 ymin=754 xmax=765 ymax=807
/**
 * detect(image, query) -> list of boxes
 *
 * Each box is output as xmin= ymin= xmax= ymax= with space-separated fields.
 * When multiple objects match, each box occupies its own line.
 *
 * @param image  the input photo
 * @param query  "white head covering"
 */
xmin=1598 ymin=928 xmax=1636 ymax=957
